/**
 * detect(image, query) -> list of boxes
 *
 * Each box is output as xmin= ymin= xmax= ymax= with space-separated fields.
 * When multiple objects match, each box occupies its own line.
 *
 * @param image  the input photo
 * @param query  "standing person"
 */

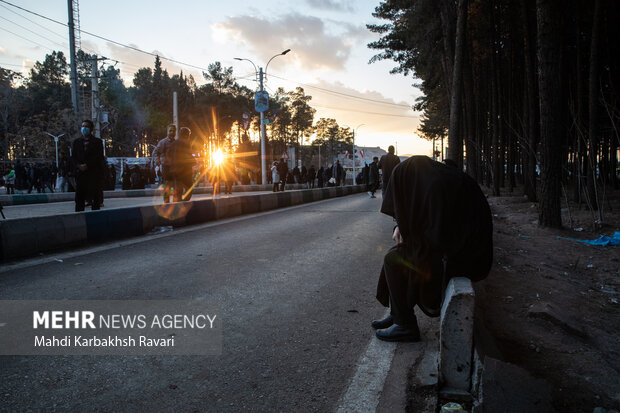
xmin=271 ymin=161 xmax=280 ymax=192
xmin=108 ymin=164 xmax=117 ymax=190
xmin=292 ymin=164 xmax=300 ymax=184
xmin=367 ymin=156 xmax=380 ymax=198
xmin=324 ymin=164 xmax=333 ymax=186
xmin=172 ymin=127 xmax=195 ymax=202
xmin=362 ymin=162 xmax=369 ymax=186
xmin=4 ymin=168 xmax=15 ymax=194
xmin=378 ymin=145 xmax=401 ymax=197
xmin=308 ymin=165 xmax=316 ymax=188
xmin=223 ymin=160 xmax=236 ymax=195
xmin=121 ymin=162 xmax=131 ymax=190
xmin=14 ymin=159 xmax=25 ymax=190
xmin=57 ymin=152 xmax=70 ymax=192
xmin=40 ymin=164 xmax=54 ymax=193
xmin=71 ymin=119 xmax=104 ymax=211
xmin=277 ymin=158 xmax=288 ymax=192
xmin=152 ymin=124 xmax=177 ymax=203
xmin=301 ymin=165 xmax=308 ymax=187
xmin=332 ymin=160 xmax=343 ymax=186
xmin=317 ymin=166 xmax=324 ymax=188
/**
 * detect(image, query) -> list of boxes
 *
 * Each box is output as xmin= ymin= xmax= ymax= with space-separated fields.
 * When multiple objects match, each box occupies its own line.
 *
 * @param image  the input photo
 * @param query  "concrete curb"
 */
xmin=0 ymin=185 xmax=364 ymax=261
xmin=439 ymin=277 xmax=475 ymax=400
xmin=0 ymin=184 xmax=310 ymax=206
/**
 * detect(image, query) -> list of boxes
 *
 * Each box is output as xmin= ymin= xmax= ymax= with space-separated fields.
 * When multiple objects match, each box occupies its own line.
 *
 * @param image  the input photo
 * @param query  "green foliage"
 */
xmin=1 ymin=52 xmax=353 ymax=163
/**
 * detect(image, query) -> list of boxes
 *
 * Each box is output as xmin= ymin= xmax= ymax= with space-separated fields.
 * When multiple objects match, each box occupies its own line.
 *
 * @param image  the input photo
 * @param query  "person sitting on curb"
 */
xmin=372 ymin=156 xmax=493 ymax=342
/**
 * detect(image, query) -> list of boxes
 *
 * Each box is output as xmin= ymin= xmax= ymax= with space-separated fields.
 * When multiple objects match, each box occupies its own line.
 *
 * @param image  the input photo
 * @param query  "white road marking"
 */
xmin=336 ymin=312 xmax=395 ymax=413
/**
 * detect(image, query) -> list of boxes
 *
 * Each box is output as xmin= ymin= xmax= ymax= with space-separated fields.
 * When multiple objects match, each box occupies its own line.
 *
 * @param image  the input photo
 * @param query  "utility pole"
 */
xmin=89 ymin=56 xmax=107 ymax=154
xmin=352 ymin=129 xmax=356 ymax=185
xmin=91 ymin=58 xmax=100 ymax=139
xmin=259 ymin=67 xmax=267 ymax=185
xmin=67 ymin=0 xmax=79 ymax=123
xmin=173 ymin=91 xmax=178 ymax=137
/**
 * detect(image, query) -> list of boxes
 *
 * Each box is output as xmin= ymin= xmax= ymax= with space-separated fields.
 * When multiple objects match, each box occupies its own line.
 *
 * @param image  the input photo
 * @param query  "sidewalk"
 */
xmin=1 ymin=191 xmax=267 ymax=220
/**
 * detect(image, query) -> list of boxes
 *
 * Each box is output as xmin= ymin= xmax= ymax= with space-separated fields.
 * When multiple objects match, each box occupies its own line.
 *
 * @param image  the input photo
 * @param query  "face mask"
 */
xmin=81 ymin=127 xmax=91 ymax=136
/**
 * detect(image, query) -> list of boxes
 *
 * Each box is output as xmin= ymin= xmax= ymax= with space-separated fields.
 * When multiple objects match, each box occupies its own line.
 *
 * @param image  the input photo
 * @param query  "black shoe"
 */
xmin=376 ymin=324 xmax=421 ymax=342
xmin=371 ymin=314 xmax=394 ymax=329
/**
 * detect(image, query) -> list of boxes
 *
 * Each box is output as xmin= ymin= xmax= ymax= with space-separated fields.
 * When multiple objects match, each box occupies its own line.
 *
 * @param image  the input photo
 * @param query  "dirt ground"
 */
xmin=477 ymin=185 xmax=620 ymax=412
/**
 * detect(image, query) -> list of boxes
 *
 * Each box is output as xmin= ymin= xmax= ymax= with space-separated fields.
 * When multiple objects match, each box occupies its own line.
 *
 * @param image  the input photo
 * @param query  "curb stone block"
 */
xmin=239 ymin=195 xmax=261 ymax=215
xmin=60 ymin=213 xmax=88 ymax=246
xmin=185 ymin=200 xmax=217 ymax=225
xmin=1 ymin=218 xmax=40 ymax=258
xmin=259 ymin=193 xmax=278 ymax=211
xmin=215 ymin=197 xmax=241 ymax=220
xmin=439 ymin=277 xmax=475 ymax=393
xmin=85 ymin=208 xmax=143 ymax=243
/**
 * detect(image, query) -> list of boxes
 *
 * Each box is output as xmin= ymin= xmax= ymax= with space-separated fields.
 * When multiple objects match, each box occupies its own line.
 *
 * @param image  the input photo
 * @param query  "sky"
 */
xmin=0 ymin=0 xmax=432 ymax=156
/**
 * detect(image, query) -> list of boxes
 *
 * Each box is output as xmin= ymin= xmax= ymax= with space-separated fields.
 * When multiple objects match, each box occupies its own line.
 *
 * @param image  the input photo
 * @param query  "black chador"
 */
xmin=374 ymin=156 xmax=493 ymax=341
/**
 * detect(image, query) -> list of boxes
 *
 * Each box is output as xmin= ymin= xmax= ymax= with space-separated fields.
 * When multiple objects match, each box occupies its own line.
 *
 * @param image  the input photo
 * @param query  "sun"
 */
xmin=212 ymin=149 xmax=224 ymax=166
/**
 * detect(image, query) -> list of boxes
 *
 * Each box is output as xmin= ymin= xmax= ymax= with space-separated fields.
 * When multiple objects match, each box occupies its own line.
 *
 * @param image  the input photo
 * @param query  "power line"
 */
xmin=312 ymin=103 xmax=418 ymax=119
xmin=0 ymin=26 xmax=57 ymax=53
xmin=0 ymin=15 xmax=67 ymax=50
xmin=0 ymin=62 xmax=24 ymax=68
xmin=0 ymin=0 xmax=211 ymax=73
xmin=269 ymin=73 xmax=413 ymax=109
xmin=0 ymin=3 xmax=66 ymax=42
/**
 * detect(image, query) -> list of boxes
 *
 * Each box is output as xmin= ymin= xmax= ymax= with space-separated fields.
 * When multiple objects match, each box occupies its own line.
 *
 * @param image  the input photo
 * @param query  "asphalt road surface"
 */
xmin=0 ymin=193 xmax=438 ymax=412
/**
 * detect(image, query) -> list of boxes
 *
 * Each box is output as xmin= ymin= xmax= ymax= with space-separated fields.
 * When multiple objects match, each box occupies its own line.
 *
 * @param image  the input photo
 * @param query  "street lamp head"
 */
xmin=233 ymin=58 xmax=242 ymax=61
xmin=281 ymin=49 xmax=291 ymax=55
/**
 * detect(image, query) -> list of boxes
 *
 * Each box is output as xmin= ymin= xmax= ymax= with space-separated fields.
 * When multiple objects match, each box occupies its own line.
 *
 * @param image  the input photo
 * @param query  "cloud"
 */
xmin=304 ymin=0 xmax=355 ymax=12
xmin=213 ymin=14 xmax=366 ymax=71
xmin=303 ymin=78 xmax=419 ymax=136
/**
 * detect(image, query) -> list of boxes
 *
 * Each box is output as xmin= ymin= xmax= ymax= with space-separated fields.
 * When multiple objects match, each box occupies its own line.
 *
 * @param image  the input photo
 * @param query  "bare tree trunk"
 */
xmin=536 ymin=0 xmax=564 ymax=228
xmin=587 ymin=0 xmax=602 ymax=214
xmin=447 ymin=0 xmax=468 ymax=167
xmin=520 ymin=0 xmax=539 ymax=202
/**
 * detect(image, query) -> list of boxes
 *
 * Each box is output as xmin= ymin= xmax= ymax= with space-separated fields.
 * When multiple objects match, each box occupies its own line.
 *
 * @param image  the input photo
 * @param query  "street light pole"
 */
xmin=353 ymin=124 xmax=365 ymax=185
xmin=259 ymin=66 xmax=266 ymax=185
xmin=235 ymin=49 xmax=290 ymax=185
xmin=45 ymin=132 xmax=65 ymax=168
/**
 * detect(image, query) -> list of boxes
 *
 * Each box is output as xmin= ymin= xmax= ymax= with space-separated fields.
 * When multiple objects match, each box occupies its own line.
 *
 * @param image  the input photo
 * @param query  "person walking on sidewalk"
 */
xmin=153 ymin=124 xmax=177 ymax=203
xmin=171 ymin=127 xmax=195 ymax=202
xmin=277 ymin=158 xmax=288 ymax=192
xmin=378 ymin=145 xmax=400 ymax=197
xmin=271 ymin=161 xmax=280 ymax=192
xmin=367 ymin=157 xmax=379 ymax=198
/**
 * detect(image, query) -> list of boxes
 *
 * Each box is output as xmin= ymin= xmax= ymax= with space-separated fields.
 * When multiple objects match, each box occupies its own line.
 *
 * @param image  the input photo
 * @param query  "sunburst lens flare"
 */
xmin=213 ymin=149 xmax=225 ymax=166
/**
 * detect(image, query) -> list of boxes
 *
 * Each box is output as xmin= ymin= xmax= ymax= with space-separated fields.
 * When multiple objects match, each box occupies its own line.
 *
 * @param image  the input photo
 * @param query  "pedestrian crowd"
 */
xmin=2 ymin=161 xmax=57 ymax=194
xmin=269 ymin=159 xmax=347 ymax=192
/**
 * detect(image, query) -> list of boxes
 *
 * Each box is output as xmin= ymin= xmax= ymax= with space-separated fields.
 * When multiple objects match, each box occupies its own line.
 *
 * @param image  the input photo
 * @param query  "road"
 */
xmin=0 ymin=193 xmax=438 ymax=412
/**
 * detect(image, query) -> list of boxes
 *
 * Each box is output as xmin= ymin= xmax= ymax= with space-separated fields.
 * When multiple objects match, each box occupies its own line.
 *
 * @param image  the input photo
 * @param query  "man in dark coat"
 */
xmin=367 ymin=157 xmax=380 ymax=198
xmin=378 ymin=145 xmax=400 ymax=197
xmin=72 ymin=119 xmax=104 ymax=211
xmin=332 ymin=160 xmax=343 ymax=186
xmin=152 ymin=124 xmax=177 ymax=203
xmin=317 ymin=166 xmax=324 ymax=188
xmin=172 ymin=127 xmax=196 ymax=201
xmin=372 ymin=156 xmax=493 ymax=341
xmin=277 ymin=158 xmax=288 ymax=192
xmin=307 ymin=165 xmax=316 ymax=188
